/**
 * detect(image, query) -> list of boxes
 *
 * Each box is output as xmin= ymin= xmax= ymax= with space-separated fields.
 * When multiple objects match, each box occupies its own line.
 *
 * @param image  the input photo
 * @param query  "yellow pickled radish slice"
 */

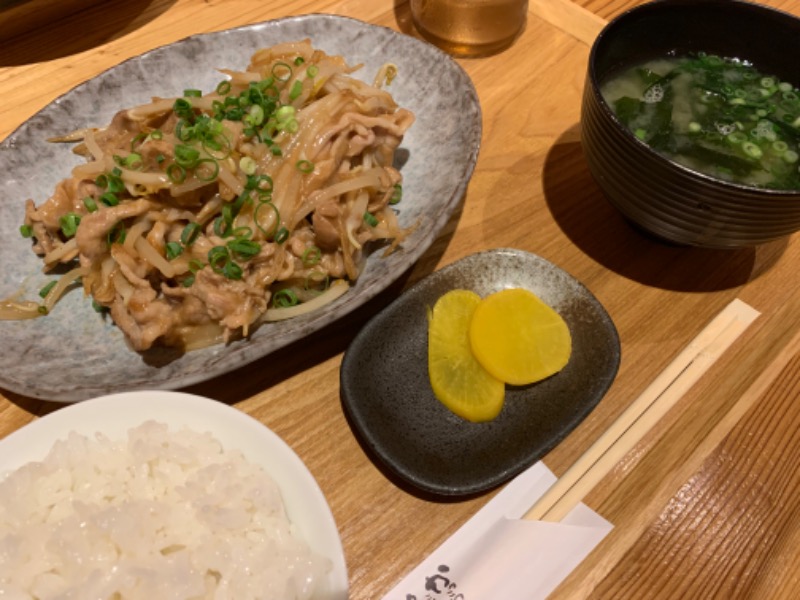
xmin=469 ymin=288 xmax=572 ymax=386
xmin=428 ymin=289 xmax=505 ymax=422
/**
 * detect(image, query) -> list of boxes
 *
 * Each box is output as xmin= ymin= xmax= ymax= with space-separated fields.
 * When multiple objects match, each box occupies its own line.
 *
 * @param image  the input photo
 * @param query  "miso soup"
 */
xmin=601 ymin=54 xmax=800 ymax=190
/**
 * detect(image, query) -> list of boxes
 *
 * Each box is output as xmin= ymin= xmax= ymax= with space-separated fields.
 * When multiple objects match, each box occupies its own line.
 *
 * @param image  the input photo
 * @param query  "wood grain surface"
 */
xmin=2 ymin=1 xmax=800 ymax=598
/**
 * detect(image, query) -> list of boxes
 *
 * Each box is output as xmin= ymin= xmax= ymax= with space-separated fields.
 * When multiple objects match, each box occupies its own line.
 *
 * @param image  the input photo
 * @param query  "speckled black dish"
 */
xmin=340 ymin=249 xmax=620 ymax=497
xmin=0 ymin=15 xmax=481 ymax=401
xmin=582 ymin=0 xmax=800 ymax=248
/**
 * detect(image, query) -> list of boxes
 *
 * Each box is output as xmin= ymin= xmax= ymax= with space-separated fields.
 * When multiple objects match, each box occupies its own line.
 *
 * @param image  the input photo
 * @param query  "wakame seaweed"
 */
xmin=601 ymin=53 xmax=800 ymax=189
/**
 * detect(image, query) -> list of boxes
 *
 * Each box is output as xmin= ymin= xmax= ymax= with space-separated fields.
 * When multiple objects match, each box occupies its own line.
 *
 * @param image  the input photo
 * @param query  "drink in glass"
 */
xmin=409 ymin=0 xmax=528 ymax=57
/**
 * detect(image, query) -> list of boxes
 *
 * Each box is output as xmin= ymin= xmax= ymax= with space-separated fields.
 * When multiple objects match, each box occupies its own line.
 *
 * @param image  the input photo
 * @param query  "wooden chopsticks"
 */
xmin=523 ymin=299 xmax=760 ymax=523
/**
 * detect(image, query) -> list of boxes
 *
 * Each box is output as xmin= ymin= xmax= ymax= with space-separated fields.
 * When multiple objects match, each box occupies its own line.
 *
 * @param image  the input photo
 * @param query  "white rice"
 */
xmin=0 ymin=421 xmax=331 ymax=599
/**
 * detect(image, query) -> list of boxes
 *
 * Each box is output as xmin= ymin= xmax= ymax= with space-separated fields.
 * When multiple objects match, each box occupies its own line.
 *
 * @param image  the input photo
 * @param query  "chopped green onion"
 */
xmin=38 ymin=281 xmax=57 ymax=298
xmin=107 ymin=222 xmax=126 ymax=245
xmin=108 ymin=174 xmax=124 ymax=194
xmin=175 ymin=119 xmax=194 ymax=142
xmin=20 ymin=224 xmax=33 ymax=238
xmin=772 ymin=141 xmax=789 ymax=154
xmin=742 ymin=141 xmax=763 ymax=158
xmin=231 ymin=190 xmax=251 ymax=214
xmin=212 ymin=215 xmax=230 ymax=238
xmin=167 ymin=163 xmax=187 ymax=184
xmin=195 ymin=158 xmax=220 ymax=182
xmin=274 ymin=226 xmax=289 ymax=244
xmin=165 ymin=241 xmax=183 ymax=260
xmin=296 ymin=159 xmax=314 ymax=173
xmin=304 ymin=271 xmax=329 ymax=291
xmin=307 ymin=65 xmax=319 ymax=78
xmin=273 ymin=288 xmax=299 ymax=308
xmin=96 ymin=171 xmax=124 ymax=193
xmin=130 ymin=132 xmax=147 ymax=150
xmin=294 ymin=56 xmax=305 ymax=66
xmin=239 ymin=156 xmax=257 ymax=175
xmin=208 ymin=246 xmax=230 ymax=273
xmin=363 ymin=212 xmax=379 ymax=227
xmin=254 ymin=76 xmax=274 ymax=91
xmin=390 ymin=184 xmax=402 ymax=205
xmin=301 ymin=245 xmax=321 ymax=267
xmin=272 ymin=62 xmax=293 ymax=82
xmin=183 ymin=88 xmax=202 ymax=98
xmin=727 ymin=132 xmax=748 ymax=144
xmin=225 ymin=107 xmax=244 ymax=121
xmin=59 ymin=213 xmax=81 ymax=238
xmin=255 ymin=174 xmax=274 ymax=193
xmin=223 ymin=260 xmax=243 ymax=280
xmin=380 ymin=64 xmax=398 ymax=86
xmin=123 ymin=152 xmax=143 ymax=169
xmin=201 ymin=133 xmax=231 ymax=160
xmin=100 ymin=192 xmax=119 ymax=207
xmin=227 ymin=238 xmax=261 ymax=258
xmin=174 ymin=144 xmax=201 ymax=168
xmin=173 ymin=98 xmax=195 ymax=121
xmin=289 ymin=80 xmax=303 ymax=101
xmin=83 ymin=196 xmax=98 ymax=212
xmin=216 ymin=80 xmax=231 ymax=95
xmin=245 ymin=104 xmax=265 ymax=127
xmin=150 ymin=129 xmax=163 ymax=140
xmin=275 ymin=105 xmax=296 ymax=122
xmin=181 ymin=222 xmax=201 ymax=246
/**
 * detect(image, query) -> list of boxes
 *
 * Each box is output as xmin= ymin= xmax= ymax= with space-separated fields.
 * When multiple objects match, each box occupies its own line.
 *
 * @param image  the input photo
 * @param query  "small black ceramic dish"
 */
xmin=582 ymin=0 xmax=800 ymax=248
xmin=339 ymin=248 xmax=620 ymax=497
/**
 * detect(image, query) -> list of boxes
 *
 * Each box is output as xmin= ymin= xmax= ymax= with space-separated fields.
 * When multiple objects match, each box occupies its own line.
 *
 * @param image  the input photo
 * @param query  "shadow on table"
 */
xmin=0 ymin=0 xmax=176 ymax=66
xmin=541 ymin=124 xmax=787 ymax=292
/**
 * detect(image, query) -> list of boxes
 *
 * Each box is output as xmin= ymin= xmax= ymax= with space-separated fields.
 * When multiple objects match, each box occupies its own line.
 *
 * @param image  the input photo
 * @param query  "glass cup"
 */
xmin=409 ymin=0 xmax=529 ymax=58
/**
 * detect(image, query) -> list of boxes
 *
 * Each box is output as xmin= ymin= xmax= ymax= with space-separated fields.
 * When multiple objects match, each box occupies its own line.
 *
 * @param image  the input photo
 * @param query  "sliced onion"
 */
xmin=42 ymin=266 xmax=88 ymax=312
xmin=135 ymin=237 xmax=175 ymax=278
xmin=43 ymin=238 xmax=78 ymax=266
xmin=175 ymin=323 xmax=227 ymax=352
xmin=262 ymin=280 xmax=349 ymax=322
xmin=0 ymin=300 xmax=43 ymax=320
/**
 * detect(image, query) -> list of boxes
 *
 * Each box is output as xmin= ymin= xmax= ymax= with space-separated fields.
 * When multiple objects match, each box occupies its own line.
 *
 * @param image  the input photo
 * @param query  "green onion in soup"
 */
xmin=601 ymin=53 xmax=800 ymax=190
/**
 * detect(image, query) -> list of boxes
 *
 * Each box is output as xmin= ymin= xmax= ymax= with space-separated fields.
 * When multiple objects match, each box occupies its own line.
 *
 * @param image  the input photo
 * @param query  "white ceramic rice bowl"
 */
xmin=0 ymin=390 xmax=348 ymax=599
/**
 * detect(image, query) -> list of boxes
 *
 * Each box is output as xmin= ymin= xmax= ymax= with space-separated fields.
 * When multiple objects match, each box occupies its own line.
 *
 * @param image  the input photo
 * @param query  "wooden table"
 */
xmin=3 ymin=0 xmax=800 ymax=597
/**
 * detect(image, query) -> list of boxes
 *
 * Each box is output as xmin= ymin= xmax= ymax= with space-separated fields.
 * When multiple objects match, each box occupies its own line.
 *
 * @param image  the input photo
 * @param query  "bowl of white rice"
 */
xmin=0 ymin=391 xmax=348 ymax=599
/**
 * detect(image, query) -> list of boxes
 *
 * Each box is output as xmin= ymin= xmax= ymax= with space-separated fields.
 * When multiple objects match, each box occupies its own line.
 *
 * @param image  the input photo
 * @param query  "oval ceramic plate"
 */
xmin=0 ymin=390 xmax=348 ymax=599
xmin=0 ymin=15 xmax=481 ymax=401
xmin=340 ymin=249 xmax=620 ymax=497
